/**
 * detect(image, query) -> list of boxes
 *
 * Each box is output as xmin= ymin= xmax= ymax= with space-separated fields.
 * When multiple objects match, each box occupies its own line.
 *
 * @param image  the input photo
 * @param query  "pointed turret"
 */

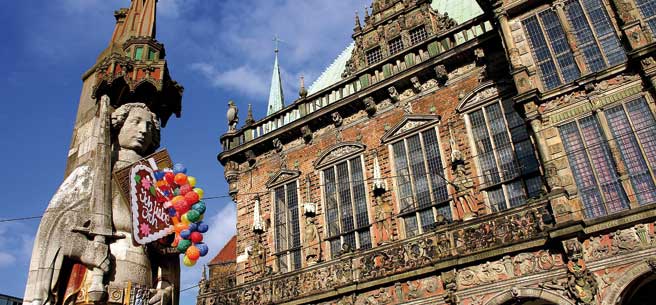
xmin=111 ymin=0 xmax=157 ymax=44
xmin=267 ymin=39 xmax=285 ymax=115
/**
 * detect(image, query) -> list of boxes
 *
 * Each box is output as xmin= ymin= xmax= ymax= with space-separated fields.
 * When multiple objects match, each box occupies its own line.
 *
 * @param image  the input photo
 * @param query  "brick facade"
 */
xmin=199 ymin=0 xmax=656 ymax=304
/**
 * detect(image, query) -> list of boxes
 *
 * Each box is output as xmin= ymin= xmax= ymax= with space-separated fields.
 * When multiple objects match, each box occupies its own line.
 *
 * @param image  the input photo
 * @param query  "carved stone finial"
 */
xmin=273 ymin=138 xmax=284 ymax=153
xmin=372 ymin=150 xmax=387 ymax=195
xmin=252 ymin=197 xmax=265 ymax=234
xmin=227 ymin=100 xmax=239 ymax=133
xmin=354 ymin=11 xmax=362 ymax=32
xmin=245 ymin=103 xmax=255 ymax=126
xmin=364 ymin=6 xmax=370 ymax=23
xmin=299 ymin=75 xmax=308 ymax=99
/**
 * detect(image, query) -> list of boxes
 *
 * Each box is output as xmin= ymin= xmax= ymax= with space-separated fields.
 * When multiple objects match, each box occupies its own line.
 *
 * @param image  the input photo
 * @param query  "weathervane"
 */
xmin=273 ymin=35 xmax=285 ymax=53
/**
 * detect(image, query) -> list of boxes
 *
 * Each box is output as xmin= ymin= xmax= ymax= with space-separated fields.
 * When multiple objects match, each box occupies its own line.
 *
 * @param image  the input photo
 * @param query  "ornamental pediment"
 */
xmin=266 ymin=169 xmax=300 ymax=188
xmin=456 ymin=81 xmax=504 ymax=113
xmin=314 ymin=142 xmax=366 ymax=168
xmin=380 ymin=115 xmax=441 ymax=144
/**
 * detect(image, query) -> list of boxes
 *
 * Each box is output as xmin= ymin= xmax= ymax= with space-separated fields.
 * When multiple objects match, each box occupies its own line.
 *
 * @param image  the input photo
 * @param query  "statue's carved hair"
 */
xmin=111 ymin=103 xmax=161 ymax=154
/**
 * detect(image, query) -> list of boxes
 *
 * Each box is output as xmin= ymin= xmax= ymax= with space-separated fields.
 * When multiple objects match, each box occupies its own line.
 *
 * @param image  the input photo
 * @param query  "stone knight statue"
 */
xmin=25 ymin=100 xmax=179 ymax=305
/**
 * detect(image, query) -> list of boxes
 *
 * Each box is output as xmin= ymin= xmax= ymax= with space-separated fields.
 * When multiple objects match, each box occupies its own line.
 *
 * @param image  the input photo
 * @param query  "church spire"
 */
xmin=267 ymin=37 xmax=285 ymax=115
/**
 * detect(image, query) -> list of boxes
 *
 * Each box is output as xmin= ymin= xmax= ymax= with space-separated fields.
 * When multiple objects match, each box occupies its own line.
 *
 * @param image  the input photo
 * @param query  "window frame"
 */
xmin=388 ymin=36 xmax=404 ymax=55
xmin=366 ymin=47 xmax=383 ymax=65
xmin=464 ymin=99 xmax=543 ymax=212
xmin=557 ymin=94 xmax=656 ymax=218
xmin=388 ymin=124 xmax=453 ymax=238
xmin=409 ymin=25 xmax=429 ymax=45
xmin=318 ymin=153 xmax=372 ymax=258
xmin=270 ymin=179 xmax=302 ymax=273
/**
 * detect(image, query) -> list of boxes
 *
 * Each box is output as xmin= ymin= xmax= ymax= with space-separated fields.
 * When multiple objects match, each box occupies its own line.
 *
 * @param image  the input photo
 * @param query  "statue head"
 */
xmin=111 ymin=103 xmax=161 ymax=156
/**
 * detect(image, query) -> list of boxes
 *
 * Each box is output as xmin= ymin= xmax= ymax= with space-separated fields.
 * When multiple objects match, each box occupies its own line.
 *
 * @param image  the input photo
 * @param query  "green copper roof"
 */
xmin=267 ymin=50 xmax=285 ymax=115
xmin=306 ymin=0 xmax=482 ymax=97
xmin=431 ymin=0 xmax=483 ymax=24
xmin=308 ymin=42 xmax=355 ymax=96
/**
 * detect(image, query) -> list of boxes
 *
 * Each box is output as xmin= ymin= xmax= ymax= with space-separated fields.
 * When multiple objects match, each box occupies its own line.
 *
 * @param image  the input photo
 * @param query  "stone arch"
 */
xmin=484 ymin=287 xmax=575 ymax=305
xmin=601 ymin=260 xmax=656 ymax=305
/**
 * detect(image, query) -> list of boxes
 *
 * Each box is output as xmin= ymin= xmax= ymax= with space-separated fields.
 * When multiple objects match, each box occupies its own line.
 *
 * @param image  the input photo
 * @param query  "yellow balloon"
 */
xmin=181 ymin=214 xmax=191 ymax=225
xmin=183 ymin=255 xmax=196 ymax=267
xmin=198 ymin=214 xmax=204 ymax=221
xmin=194 ymin=188 xmax=204 ymax=199
xmin=187 ymin=176 xmax=197 ymax=187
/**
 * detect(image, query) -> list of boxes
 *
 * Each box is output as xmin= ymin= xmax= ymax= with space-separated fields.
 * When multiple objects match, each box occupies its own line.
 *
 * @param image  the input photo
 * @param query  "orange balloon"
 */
xmin=174 ymin=222 xmax=187 ymax=233
xmin=186 ymin=245 xmax=200 ymax=260
xmin=174 ymin=173 xmax=188 ymax=186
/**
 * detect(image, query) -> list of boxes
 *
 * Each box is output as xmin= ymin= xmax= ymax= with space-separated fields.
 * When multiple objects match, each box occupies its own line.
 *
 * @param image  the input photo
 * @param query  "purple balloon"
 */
xmin=197 ymin=222 xmax=209 ymax=233
xmin=188 ymin=223 xmax=198 ymax=232
xmin=196 ymin=243 xmax=209 ymax=257
xmin=180 ymin=229 xmax=191 ymax=239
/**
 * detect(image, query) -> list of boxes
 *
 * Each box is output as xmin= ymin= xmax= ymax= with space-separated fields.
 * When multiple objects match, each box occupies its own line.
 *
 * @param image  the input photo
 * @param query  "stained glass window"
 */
xmin=273 ymin=181 xmax=301 ymax=272
xmin=322 ymin=156 xmax=371 ymax=258
xmin=391 ymin=127 xmax=451 ymax=237
xmin=635 ymin=0 xmax=656 ymax=37
xmin=468 ymin=100 xmax=542 ymax=212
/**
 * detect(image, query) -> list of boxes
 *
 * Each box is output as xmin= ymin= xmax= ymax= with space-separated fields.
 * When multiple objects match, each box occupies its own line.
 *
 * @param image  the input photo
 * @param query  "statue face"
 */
xmin=117 ymin=107 xmax=154 ymax=155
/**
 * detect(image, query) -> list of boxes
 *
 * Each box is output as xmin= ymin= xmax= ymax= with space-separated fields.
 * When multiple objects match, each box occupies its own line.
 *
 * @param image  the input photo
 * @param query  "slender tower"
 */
xmin=25 ymin=1 xmax=183 ymax=305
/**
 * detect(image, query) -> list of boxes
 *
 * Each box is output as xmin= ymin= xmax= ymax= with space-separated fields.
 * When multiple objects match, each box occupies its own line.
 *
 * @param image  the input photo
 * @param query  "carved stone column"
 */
xmin=610 ymin=0 xmax=653 ymax=49
xmin=552 ymin=2 xmax=588 ymax=75
xmin=495 ymin=9 xmax=533 ymax=93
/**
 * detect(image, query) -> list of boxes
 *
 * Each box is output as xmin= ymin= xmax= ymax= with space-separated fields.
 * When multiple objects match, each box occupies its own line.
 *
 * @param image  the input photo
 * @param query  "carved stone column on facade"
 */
xmin=552 ymin=2 xmax=588 ymax=75
xmin=562 ymin=238 xmax=599 ymax=305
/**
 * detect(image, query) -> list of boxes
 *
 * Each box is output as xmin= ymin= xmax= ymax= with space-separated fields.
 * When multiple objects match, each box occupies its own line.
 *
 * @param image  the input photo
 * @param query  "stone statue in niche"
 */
xmin=374 ymin=196 xmax=394 ymax=244
xmin=448 ymin=126 xmax=479 ymax=220
xmin=303 ymin=216 xmax=321 ymax=265
xmin=249 ymin=238 xmax=266 ymax=275
xmin=25 ymin=100 xmax=179 ymax=305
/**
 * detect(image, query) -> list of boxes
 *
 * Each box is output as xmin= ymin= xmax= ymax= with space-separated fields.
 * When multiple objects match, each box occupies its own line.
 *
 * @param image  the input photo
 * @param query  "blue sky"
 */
xmin=0 ymin=0 xmax=362 ymax=301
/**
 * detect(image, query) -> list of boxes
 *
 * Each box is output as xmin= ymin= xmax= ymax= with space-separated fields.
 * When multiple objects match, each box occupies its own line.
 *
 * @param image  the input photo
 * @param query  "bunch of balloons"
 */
xmin=153 ymin=163 xmax=209 ymax=267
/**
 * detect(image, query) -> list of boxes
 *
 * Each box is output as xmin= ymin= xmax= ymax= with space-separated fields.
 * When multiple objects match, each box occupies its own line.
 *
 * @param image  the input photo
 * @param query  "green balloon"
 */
xmin=192 ymin=202 xmax=206 ymax=214
xmin=177 ymin=239 xmax=192 ymax=253
xmin=186 ymin=210 xmax=201 ymax=223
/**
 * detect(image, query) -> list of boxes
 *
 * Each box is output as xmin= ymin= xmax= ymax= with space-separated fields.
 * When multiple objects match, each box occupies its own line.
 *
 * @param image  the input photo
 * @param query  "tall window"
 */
xmin=635 ymin=0 xmax=656 ymax=37
xmin=322 ymin=156 xmax=371 ymax=257
xmin=391 ymin=127 xmax=451 ymax=237
xmin=560 ymin=97 xmax=656 ymax=218
xmin=273 ymin=181 xmax=301 ymax=272
xmin=409 ymin=26 xmax=429 ymax=45
xmin=564 ymin=0 xmax=626 ymax=72
xmin=468 ymin=100 xmax=542 ymax=212
xmin=523 ymin=10 xmax=580 ymax=90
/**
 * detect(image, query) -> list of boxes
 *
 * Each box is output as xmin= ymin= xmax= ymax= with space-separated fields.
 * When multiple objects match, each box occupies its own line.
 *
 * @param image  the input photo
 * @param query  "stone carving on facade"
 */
xmin=301 ymin=125 xmax=313 ymax=144
xmin=316 ymin=143 xmax=365 ymax=168
xmin=388 ymin=86 xmax=400 ymax=103
xmin=332 ymin=112 xmax=343 ymax=127
xmin=227 ymin=100 xmax=239 ymax=133
xmin=420 ymin=79 xmax=440 ymax=91
xmin=364 ymin=97 xmax=377 ymax=116
xmin=248 ymin=238 xmax=265 ymax=275
xmin=441 ymin=269 xmax=458 ymax=305
xmin=272 ymin=138 xmax=284 ymax=153
xmin=303 ymin=216 xmax=321 ymax=265
xmin=449 ymin=126 xmax=479 ymax=220
xmin=545 ymin=162 xmax=562 ymax=191
xmin=410 ymin=76 xmax=422 ymax=93
xmin=582 ymin=223 xmax=655 ymax=261
xmin=562 ymin=238 xmax=598 ymax=305
xmin=336 ymin=295 xmax=356 ymax=305
xmin=359 ymin=235 xmax=440 ymax=280
xmin=611 ymin=0 xmax=639 ymax=23
xmin=434 ymin=64 xmax=448 ymax=85
xmin=252 ymin=197 xmax=265 ymax=234
xmin=374 ymin=196 xmax=394 ymax=244
xmin=359 ymin=288 xmax=393 ymax=305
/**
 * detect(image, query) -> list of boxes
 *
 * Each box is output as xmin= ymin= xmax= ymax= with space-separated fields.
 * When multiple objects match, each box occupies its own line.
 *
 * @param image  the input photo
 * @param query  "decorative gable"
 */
xmin=314 ymin=142 xmax=366 ymax=169
xmin=456 ymin=81 xmax=505 ymax=113
xmin=380 ymin=115 xmax=441 ymax=144
xmin=266 ymin=169 xmax=301 ymax=188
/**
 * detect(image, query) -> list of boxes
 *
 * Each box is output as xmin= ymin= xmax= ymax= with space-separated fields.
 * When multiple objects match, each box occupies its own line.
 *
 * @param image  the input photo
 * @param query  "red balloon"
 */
xmin=179 ymin=184 xmax=192 ymax=195
xmin=185 ymin=191 xmax=199 ymax=205
xmin=165 ymin=172 xmax=175 ymax=185
xmin=190 ymin=231 xmax=203 ymax=243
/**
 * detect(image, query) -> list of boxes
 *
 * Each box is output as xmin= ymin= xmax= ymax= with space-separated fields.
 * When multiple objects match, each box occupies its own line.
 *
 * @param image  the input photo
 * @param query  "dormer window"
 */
xmin=388 ymin=37 xmax=404 ymax=55
xmin=409 ymin=26 xmax=428 ymax=45
xmin=366 ymin=47 xmax=383 ymax=65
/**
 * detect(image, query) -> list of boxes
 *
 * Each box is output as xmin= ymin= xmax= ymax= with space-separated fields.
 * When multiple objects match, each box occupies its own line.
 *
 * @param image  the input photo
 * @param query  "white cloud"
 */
xmin=190 ymin=63 xmax=270 ymax=99
xmin=0 ymin=252 xmax=16 ymax=267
